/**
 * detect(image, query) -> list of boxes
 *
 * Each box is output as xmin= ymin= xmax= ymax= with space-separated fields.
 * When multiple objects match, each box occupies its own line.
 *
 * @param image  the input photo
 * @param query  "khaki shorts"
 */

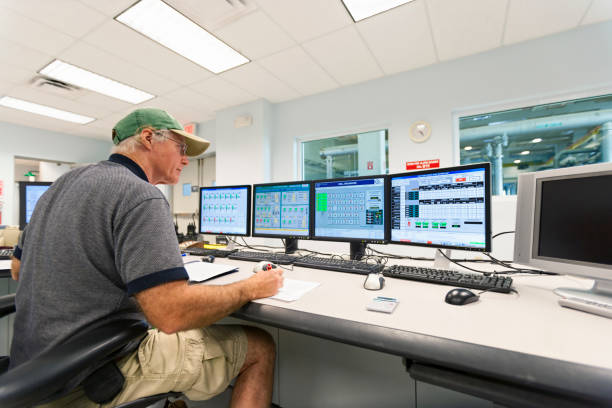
xmin=38 ymin=325 xmax=247 ymax=408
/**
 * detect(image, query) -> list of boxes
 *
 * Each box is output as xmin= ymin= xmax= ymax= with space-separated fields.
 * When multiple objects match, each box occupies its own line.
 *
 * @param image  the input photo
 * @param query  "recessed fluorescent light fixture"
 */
xmin=464 ymin=146 xmax=473 ymax=151
xmin=39 ymin=60 xmax=154 ymax=104
xmin=514 ymin=159 xmax=521 ymax=164
xmin=0 ymin=96 xmax=94 ymax=124
xmin=532 ymin=138 xmax=542 ymax=143
xmin=520 ymin=150 xmax=530 ymax=155
xmin=342 ymin=0 xmax=415 ymax=22
xmin=116 ymin=0 xmax=249 ymax=74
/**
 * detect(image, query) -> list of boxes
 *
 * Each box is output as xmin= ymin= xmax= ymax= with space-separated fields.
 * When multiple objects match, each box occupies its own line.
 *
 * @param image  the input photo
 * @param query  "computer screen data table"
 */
xmin=389 ymin=164 xmax=491 ymax=251
xmin=253 ymin=183 xmax=310 ymax=237
xmin=199 ymin=185 xmax=251 ymax=236
xmin=313 ymin=177 xmax=386 ymax=242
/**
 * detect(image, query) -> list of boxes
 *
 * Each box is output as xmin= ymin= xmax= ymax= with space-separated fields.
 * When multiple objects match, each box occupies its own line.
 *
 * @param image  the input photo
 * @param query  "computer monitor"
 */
xmin=312 ymin=175 xmax=386 ymax=259
xmin=199 ymin=185 xmax=251 ymax=237
xmin=387 ymin=163 xmax=491 ymax=252
xmin=252 ymin=181 xmax=310 ymax=253
xmin=19 ymin=181 xmax=52 ymax=230
xmin=514 ymin=162 xmax=612 ymax=305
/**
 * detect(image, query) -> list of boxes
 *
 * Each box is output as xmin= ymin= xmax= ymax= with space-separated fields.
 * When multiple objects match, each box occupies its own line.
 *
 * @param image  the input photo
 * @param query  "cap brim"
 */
xmin=170 ymin=129 xmax=211 ymax=157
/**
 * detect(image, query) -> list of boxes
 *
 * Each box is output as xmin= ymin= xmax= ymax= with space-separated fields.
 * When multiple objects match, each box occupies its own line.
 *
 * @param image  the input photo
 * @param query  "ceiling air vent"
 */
xmin=30 ymin=76 xmax=81 ymax=97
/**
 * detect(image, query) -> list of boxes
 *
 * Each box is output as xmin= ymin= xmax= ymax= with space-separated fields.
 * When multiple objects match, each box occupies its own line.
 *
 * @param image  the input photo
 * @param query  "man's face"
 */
xmin=151 ymin=130 xmax=189 ymax=185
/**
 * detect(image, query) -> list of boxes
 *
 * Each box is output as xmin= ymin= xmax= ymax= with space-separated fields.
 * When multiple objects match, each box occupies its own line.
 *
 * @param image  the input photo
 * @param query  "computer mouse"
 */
xmin=445 ymin=288 xmax=479 ymax=306
xmin=201 ymin=255 xmax=215 ymax=263
xmin=364 ymin=273 xmax=385 ymax=290
xmin=253 ymin=261 xmax=278 ymax=273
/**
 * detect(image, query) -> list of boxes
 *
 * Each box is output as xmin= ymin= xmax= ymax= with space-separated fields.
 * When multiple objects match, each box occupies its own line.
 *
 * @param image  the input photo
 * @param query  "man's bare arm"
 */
xmin=10 ymin=257 xmax=20 ymax=281
xmin=134 ymin=268 xmax=283 ymax=333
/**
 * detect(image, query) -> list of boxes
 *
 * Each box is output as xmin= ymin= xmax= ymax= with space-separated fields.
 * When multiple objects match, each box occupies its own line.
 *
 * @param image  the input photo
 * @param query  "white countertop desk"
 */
xmin=203 ymin=257 xmax=612 ymax=407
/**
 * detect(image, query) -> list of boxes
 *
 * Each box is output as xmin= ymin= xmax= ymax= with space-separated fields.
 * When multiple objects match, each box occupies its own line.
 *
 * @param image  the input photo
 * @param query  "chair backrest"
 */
xmin=0 ymin=316 xmax=149 ymax=408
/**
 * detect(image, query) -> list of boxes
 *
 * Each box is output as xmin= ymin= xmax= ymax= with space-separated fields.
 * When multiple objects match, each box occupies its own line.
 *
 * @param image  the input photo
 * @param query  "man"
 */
xmin=10 ymin=108 xmax=284 ymax=407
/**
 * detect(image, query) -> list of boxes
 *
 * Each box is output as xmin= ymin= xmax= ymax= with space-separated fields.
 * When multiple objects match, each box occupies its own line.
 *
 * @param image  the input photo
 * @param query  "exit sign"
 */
xmin=183 ymin=123 xmax=196 ymax=134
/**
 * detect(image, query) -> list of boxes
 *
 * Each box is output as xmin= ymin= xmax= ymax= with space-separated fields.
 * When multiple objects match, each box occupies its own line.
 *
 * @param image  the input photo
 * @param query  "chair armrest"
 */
xmin=0 ymin=294 xmax=15 ymax=318
xmin=0 ymin=319 xmax=149 ymax=408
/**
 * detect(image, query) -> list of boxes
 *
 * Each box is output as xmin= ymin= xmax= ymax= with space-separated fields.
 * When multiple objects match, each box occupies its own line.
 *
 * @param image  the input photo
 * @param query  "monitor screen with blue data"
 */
xmin=388 ymin=163 xmax=491 ymax=251
xmin=313 ymin=176 xmax=386 ymax=243
xmin=199 ymin=185 xmax=251 ymax=236
xmin=252 ymin=182 xmax=310 ymax=239
xmin=19 ymin=181 xmax=52 ymax=230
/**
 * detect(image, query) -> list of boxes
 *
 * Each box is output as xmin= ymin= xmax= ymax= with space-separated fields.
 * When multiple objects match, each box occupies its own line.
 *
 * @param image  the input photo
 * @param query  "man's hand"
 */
xmin=10 ymin=257 xmax=20 ymax=281
xmin=243 ymin=267 xmax=284 ymax=299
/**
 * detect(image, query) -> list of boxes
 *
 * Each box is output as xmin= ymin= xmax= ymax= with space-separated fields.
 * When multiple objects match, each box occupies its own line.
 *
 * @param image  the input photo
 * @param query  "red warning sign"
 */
xmin=405 ymin=159 xmax=440 ymax=170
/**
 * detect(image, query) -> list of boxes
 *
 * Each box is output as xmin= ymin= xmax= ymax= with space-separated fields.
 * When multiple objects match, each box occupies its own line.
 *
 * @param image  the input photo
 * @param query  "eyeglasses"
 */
xmin=155 ymin=130 xmax=187 ymax=156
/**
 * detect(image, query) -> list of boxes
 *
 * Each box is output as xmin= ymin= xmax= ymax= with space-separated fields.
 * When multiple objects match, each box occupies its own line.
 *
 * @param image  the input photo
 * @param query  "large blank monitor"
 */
xmin=253 ymin=181 xmax=310 ymax=253
xmin=19 ymin=181 xmax=52 ymax=230
xmin=312 ymin=176 xmax=386 ymax=258
xmin=388 ymin=163 xmax=491 ymax=252
xmin=514 ymin=162 xmax=612 ymax=304
xmin=199 ymin=185 xmax=251 ymax=236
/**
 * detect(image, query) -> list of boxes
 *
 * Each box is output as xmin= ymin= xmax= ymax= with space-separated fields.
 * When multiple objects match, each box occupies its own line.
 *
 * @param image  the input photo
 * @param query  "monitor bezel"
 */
xmin=386 ymin=162 xmax=492 ymax=252
xmin=251 ymin=180 xmax=312 ymax=240
xmin=19 ymin=181 xmax=52 ymax=231
xmin=514 ymin=163 xmax=612 ymax=280
xmin=198 ymin=184 xmax=252 ymax=237
xmin=310 ymin=174 xmax=388 ymax=244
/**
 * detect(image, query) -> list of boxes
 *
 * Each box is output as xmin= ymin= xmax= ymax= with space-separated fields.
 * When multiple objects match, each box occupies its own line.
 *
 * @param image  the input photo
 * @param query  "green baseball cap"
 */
xmin=112 ymin=108 xmax=210 ymax=157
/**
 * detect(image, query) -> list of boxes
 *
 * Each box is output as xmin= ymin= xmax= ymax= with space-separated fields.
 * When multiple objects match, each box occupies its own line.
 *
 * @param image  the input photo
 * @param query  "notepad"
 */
xmin=0 ymin=260 xmax=11 ymax=270
xmin=184 ymin=261 xmax=238 ymax=283
xmin=269 ymin=279 xmax=320 ymax=302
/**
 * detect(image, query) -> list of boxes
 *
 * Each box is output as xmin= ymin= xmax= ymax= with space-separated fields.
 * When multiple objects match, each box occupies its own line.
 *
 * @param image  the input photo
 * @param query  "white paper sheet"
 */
xmin=184 ymin=261 xmax=238 ymax=282
xmin=0 ymin=259 xmax=11 ymax=270
xmin=270 ymin=279 xmax=320 ymax=302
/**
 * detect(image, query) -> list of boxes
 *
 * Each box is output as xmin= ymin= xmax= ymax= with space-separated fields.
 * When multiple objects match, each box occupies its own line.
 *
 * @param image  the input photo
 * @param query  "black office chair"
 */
xmin=0 ymin=293 xmax=181 ymax=408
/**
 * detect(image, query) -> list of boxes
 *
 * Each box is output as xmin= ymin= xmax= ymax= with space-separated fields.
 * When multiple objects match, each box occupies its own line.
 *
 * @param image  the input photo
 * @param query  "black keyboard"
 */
xmin=292 ymin=256 xmax=383 ymax=275
xmin=0 ymin=249 xmax=13 ymax=260
xmin=228 ymin=251 xmax=298 ymax=264
xmin=183 ymin=248 xmax=237 ymax=258
xmin=383 ymin=265 xmax=513 ymax=293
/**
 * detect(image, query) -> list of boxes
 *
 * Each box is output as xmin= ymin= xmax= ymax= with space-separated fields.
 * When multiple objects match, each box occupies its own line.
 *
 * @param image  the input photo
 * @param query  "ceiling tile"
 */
xmin=213 ymin=10 xmax=295 ymax=59
xmin=357 ymin=0 xmax=437 ymax=74
xmin=83 ymin=20 xmax=214 ymax=85
xmin=190 ymin=76 xmax=257 ymax=107
xmin=255 ymin=0 xmax=352 ymax=43
xmin=258 ymin=46 xmax=338 ymax=96
xmin=162 ymin=87 xmax=224 ymax=115
xmin=0 ymin=38 xmax=53 ymax=72
xmin=3 ymin=0 xmax=107 ymax=38
xmin=137 ymin=97 xmax=213 ymax=124
xmin=0 ymin=6 xmax=75 ymax=55
xmin=58 ymin=42 xmax=181 ymax=96
xmin=582 ymin=0 xmax=612 ymax=25
xmin=8 ymin=85 xmax=113 ymax=118
xmin=0 ymin=63 xmax=36 ymax=86
xmin=75 ymin=92 xmax=134 ymax=113
xmin=0 ymin=80 xmax=15 ymax=95
xmin=220 ymin=62 xmax=300 ymax=103
xmin=77 ymin=0 xmax=136 ymax=17
xmin=427 ymin=0 xmax=506 ymax=61
xmin=302 ymin=25 xmax=384 ymax=86
xmin=504 ymin=0 xmax=591 ymax=45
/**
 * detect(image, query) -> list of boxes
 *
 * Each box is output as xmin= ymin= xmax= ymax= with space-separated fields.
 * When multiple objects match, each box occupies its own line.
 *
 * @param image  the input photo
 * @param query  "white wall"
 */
xmin=201 ymin=20 xmax=612 ymax=261
xmin=0 ymin=121 xmax=111 ymax=225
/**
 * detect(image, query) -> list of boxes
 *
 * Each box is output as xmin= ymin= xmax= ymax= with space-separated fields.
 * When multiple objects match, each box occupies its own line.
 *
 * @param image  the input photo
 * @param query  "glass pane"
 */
xmin=459 ymin=94 xmax=612 ymax=195
xmin=302 ymin=130 xmax=388 ymax=180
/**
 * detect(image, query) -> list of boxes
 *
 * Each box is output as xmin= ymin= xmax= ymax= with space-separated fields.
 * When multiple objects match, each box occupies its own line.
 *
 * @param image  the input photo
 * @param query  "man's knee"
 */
xmin=243 ymin=326 xmax=276 ymax=361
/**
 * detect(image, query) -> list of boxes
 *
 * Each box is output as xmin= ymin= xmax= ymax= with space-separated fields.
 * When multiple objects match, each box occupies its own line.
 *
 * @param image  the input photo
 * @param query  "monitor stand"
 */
xmin=350 ymin=242 xmax=367 ymax=260
xmin=284 ymin=238 xmax=298 ymax=254
xmin=433 ymin=249 xmax=453 ymax=270
xmin=554 ymin=279 xmax=612 ymax=306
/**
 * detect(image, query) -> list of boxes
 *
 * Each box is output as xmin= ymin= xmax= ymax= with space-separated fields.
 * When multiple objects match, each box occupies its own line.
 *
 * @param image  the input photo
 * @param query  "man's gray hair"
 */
xmin=111 ymin=129 xmax=168 ymax=154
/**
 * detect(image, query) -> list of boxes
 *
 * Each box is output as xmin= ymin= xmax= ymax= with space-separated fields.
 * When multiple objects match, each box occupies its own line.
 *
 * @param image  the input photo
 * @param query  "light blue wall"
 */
xmin=0 ymin=122 xmax=111 ymax=225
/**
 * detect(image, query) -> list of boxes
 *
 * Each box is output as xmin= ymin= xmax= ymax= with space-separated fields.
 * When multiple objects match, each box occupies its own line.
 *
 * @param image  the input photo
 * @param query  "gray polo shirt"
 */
xmin=10 ymin=154 xmax=188 ymax=368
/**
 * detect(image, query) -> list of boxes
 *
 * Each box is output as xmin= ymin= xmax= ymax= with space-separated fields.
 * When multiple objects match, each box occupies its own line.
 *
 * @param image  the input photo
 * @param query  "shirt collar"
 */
xmin=108 ymin=154 xmax=149 ymax=182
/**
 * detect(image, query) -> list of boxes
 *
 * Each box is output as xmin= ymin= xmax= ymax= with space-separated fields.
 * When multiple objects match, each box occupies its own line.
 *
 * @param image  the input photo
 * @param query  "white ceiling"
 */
xmin=0 ymin=0 xmax=611 ymax=142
